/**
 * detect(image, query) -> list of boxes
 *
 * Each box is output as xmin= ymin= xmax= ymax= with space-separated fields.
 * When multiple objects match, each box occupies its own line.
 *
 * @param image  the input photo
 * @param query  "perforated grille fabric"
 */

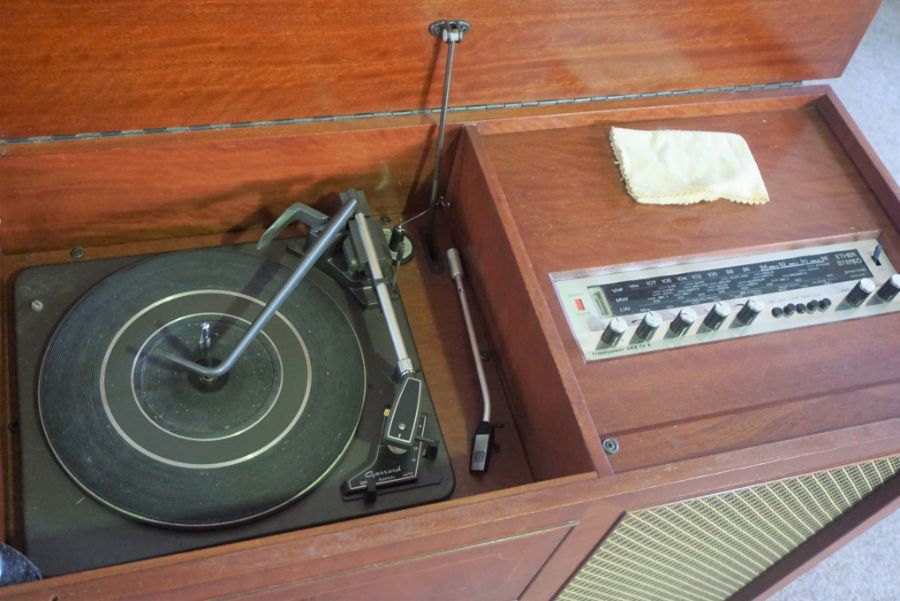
xmin=556 ymin=456 xmax=900 ymax=601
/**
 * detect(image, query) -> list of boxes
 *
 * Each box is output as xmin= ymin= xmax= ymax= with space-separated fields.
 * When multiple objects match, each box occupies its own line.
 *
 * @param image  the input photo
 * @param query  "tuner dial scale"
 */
xmin=552 ymin=237 xmax=900 ymax=362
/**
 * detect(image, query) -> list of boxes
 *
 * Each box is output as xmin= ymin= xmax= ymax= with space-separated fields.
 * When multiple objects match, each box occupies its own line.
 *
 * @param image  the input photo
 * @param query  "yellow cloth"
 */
xmin=609 ymin=126 xmax=769 ymax=205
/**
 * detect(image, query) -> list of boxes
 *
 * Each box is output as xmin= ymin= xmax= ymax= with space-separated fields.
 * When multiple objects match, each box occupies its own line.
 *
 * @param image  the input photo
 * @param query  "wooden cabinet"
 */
xmin=1 ymin=1 xmax=899 ymax=600
xmin=0 ymin=477 xmax=612 ymax=600
xmin=231 ymin=525 xmax=574 ymax=601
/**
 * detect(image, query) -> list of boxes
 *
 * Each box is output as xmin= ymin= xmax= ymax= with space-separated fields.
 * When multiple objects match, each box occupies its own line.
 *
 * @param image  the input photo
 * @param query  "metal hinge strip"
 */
xmin=0 ymin=81 xmax=801 ymax=146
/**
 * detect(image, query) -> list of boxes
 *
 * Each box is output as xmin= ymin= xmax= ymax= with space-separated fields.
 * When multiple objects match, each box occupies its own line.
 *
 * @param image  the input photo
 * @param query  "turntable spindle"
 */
xmin=198 ymin=322 xmax=214 ymax=379
xmin=199 ymin=322 xmax=211 ymax=359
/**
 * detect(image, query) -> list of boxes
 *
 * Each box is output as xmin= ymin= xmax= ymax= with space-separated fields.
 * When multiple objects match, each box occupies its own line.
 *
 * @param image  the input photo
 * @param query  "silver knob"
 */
xmin=736 ymin=298 xmax=764 ymax=325
xmin=703 ymin=301 xmax=731 ymax=330
xmin=635 ymin=311 xmax=662 ymax=340
xmin=846 ymin=278 xmax=875 ymax=307
xmin=876 ymin=274 xmax=900 ymax=302
xmin=601 ymin=317 xmax=628 ymax=346
xmin=670 ymin=308 xmax=697 ymax=336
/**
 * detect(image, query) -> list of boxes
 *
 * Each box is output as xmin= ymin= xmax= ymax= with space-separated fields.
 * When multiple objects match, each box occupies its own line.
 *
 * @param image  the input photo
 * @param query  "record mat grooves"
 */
xmin=13 ymin=239 xmax=454 ymax=576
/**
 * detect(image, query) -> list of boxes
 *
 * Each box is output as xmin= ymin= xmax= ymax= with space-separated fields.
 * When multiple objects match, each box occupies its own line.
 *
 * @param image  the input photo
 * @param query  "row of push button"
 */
xmin=772 ymin=298 xmax=831 ymax=317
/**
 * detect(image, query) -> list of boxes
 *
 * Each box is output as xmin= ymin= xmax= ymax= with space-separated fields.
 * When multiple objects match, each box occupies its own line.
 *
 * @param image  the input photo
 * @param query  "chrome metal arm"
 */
xmin=423 ymin=19 xmax=470 ymax=262
xmin=353 ymin=211 xmax=414 ymax=377
xmin=165 ymin=198 xmax=358 ymax=378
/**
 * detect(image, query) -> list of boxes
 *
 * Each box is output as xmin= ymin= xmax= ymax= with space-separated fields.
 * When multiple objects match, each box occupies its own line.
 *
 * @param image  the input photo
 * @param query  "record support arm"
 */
xmin=165 ymin=188 xmax=423 ymax=448
xmin=419 ymin=19 xmax=470 ymax=268
xmin=164 ymin=198 xmax=359 ymax=379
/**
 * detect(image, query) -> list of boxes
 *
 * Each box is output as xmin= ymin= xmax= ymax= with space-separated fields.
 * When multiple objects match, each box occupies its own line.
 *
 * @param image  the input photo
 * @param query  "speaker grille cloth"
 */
xmin=556 ymin=456 xmax=900 ymax=601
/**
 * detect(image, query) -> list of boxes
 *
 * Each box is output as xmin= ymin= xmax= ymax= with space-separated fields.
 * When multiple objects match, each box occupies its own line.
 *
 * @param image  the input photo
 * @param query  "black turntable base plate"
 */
xmin=14 ymin=240 xmax=454 ymax=576
xmin=39 ymin=249 xmax=366 ymax=528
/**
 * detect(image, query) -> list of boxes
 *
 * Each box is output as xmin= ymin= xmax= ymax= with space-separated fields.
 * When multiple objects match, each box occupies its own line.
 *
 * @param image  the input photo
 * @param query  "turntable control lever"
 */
xmin=385 ymin=376 xmax=423 ymax=448
xmin=163 ymin=197 xmax=359 ymax=378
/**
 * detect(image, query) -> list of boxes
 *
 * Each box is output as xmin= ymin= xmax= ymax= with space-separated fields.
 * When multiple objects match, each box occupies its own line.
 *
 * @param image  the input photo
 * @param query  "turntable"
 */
xmin=12 ymin=189 xmax=453 ymax=576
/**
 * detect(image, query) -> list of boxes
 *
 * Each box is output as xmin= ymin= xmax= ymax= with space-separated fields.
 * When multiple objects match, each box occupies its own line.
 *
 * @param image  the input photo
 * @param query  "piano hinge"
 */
xmin=0 ymin=81 xmax=802 ymax=146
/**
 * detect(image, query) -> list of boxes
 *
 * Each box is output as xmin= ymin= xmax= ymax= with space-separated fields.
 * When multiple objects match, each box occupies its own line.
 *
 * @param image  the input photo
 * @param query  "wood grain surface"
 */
xmin=818 ymin=90 xmax=900 ymax=232
xmin=202 ymin=524 xmax=575 ymax=601
xmin=0 ymin=87 xmax=817 ymax=256
xmin=461 ymin=88 xmax=900 ymax=473
xmin=0 ymin=125 xmax=447 ymax=253
xmin=1 ymin=423 xmax=895 ymax=600
xmin=1 ymin=81 xmax=899 ymax=599
xmin=446 ymin=125 xmax=604 ymax=480
xmin=0 ymin=474 xmax=599 ymax=601
xmin=0 ymin=0 xmax=881 ymax=138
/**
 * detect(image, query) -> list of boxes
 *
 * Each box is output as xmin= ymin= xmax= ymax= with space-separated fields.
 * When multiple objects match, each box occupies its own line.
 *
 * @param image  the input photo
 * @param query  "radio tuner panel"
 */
xmin=551 ymin=236 xmax=900 ymax=362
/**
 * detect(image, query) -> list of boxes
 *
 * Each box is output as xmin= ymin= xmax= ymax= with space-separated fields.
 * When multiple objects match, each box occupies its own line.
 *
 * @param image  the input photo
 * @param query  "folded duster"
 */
xmin=609 ymin=126 xmax=770 ymax=205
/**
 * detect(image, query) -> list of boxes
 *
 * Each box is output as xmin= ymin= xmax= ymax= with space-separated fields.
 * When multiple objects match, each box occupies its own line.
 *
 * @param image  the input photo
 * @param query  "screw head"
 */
xmin=602 ymin=438 xmax=620 ymax=455
xmin=70 ymin=246 xmax=85 ymax=260
xmin=30 ymin=299 xmax=44 ymax=312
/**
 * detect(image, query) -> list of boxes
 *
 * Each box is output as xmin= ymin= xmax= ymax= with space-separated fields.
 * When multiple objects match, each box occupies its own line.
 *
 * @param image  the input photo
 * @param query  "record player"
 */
xmin=2 ymin=2 xmax=900 ymax=600
xmin=12 ymin=189 xmax=453 ymax=576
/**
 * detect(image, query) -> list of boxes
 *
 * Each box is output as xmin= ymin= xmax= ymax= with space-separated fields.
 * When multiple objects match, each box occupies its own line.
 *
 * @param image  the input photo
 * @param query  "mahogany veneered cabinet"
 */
xmin=1 ymin=1 xmax=899 ymax=600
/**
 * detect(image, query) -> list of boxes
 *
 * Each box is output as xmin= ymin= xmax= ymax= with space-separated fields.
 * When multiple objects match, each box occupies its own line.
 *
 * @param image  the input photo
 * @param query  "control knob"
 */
xmin=601 ymin=317 xmax=628 ymax=346
xmin=846 ymin=278 xmax=875 ymax=307
xmin=635 ymin=311 xmax=662 ymax=340
xmin=670 ymin=308 xmax=697 ymax=336
xmin=876 ymin=274 xmax=900 ymax=302
xmin=703 ymin=301 xmax=731 ymax=330
xmin=736 ymin=298 xmax=764 ymax=325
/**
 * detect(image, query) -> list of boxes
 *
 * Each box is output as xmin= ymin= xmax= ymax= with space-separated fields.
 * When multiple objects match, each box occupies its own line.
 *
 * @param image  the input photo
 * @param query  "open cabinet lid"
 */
xmin=0 ymin=0 xmax=882 ymax=140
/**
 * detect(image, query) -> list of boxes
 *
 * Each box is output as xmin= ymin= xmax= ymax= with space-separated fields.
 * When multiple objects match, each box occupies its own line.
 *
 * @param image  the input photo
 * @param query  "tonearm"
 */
xmin=164 ymin=189 xmax=424 ymax=449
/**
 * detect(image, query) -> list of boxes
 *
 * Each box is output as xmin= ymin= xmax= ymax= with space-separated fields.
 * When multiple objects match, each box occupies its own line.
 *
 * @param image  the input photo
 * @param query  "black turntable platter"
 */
xmin=14 ymin=239 xmax=453 ymax=576
xmin=39 ymin=249 xmax=367 ymax=527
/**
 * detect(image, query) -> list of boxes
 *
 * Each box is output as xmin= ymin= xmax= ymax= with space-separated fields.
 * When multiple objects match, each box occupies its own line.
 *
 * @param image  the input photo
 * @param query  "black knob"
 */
xmin=388 ymin=225 xmax=407 ymax=253
xmin=877 ymin=274 xmax=900 ymax=301
xmin=736 ymin=299 xmax=764 ymax=324
xmin=635 ymin=312 xmax=662 ymax=340
xmin=601 ymin=317 xmax=627 ymax=346
xmin=819 ymin=298 xmax=832 ymax=310
xmin=704 ymin=302 xmax=731 ymax=330
xmin=670 ymin=308 xmax=697 ymax=335
xmin=846 ymin=278 xmax=875 ymax=307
